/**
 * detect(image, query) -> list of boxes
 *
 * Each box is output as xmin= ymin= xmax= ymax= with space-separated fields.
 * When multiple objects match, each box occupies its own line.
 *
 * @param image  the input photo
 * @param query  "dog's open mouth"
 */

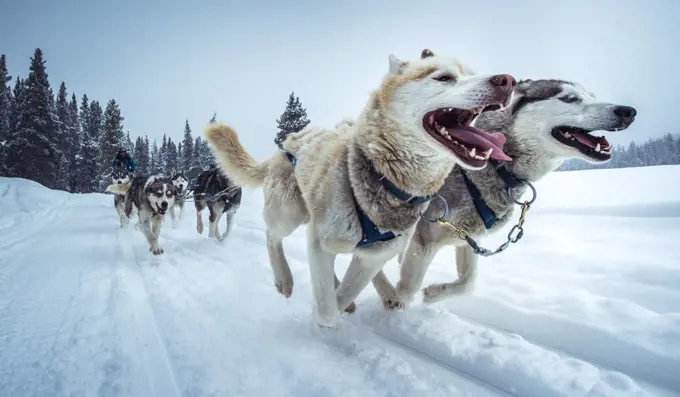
xmin=422 ymin=105 xmax=512 ymax=168
xmin=551 ymin=127 xmax=613 ymax=161
xmin=155 ymin=204 xmax=167 ymax=215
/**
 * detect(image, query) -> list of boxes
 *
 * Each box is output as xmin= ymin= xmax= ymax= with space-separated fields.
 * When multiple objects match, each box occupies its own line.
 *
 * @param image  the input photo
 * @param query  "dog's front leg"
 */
xmin=422 ymin=244 xmax=478 ymax=303
xmin=140 ymin=217 xmax=163 ymax=255
xmin=116 ymin=204 xmax=129 ymax=228
xmin=169 ymin=205 xmax=178 ymax=229
xmin=178 ymin=202 xmax=185 ymax=221
xmin=218 ymin=212 xmax=235 ymax=243
xmin=396 ymin=234 xmax=442 ymax=301
xmin=371 ymin=271 xmax=403 ymax=310
xmin=336 ymin=252 xmax=391 ymax=313
xmin=307 ymin=228 xmax=340 ymax=327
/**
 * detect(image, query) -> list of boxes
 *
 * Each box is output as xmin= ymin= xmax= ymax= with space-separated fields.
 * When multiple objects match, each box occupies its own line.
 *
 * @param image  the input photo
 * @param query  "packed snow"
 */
xmin=1 ymin=165 xmax=679 ymax=397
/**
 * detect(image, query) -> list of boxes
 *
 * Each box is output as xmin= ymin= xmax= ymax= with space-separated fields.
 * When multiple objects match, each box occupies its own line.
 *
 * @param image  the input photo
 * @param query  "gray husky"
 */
xmin=193 ymin=167 xmax=242 ymax=242
xmin=110 ymin=168 xmax=133 ymax=228
xmin=169 ymin=168 xmax=189 ymax=228
xmin=372 ymin=78 xmax=637 ymax=309
xmin=107 ymin=175 xmax=178 ymax=255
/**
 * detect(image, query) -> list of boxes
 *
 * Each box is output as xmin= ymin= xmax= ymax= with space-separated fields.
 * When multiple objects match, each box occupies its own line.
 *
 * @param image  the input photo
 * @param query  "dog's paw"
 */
xmin=313 ymin=308 xmax=340 ymax=328
xmin=275 ymin=279 xmax=293 ymax=298
xmin=344 ymin=301 xmax=357 ymax=314
xmin=196 ymin=225 xmax=203 ymax=234
xmin=421 ymin=283 xmax=446 ymax=303
xmin=149 ymin=244 xmax=164 ymax=255
xmin=382 ymin=298 xmax=405 ymax=311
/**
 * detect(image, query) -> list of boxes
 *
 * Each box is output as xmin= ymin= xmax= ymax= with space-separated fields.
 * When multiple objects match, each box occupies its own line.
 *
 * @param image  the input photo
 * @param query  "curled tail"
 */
xmin=204 ymin=123 xmax=269 ymax=187
xmin=106 ymin=184 xmax=131 ymax=195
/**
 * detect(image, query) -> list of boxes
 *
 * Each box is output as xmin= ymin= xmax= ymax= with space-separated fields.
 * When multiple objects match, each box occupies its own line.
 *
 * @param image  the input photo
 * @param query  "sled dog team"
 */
xmin=113 ymin=48 xmax=638 ymax=328
xmin=107 ymin=166 xmax=242 ymax=255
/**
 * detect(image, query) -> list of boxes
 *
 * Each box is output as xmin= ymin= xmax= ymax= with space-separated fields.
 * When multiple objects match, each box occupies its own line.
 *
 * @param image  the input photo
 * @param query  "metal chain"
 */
xmin=183 ymin=185 xmax=239 ymax=203
xmin=420 ymin=181 xmax=537 ymax=257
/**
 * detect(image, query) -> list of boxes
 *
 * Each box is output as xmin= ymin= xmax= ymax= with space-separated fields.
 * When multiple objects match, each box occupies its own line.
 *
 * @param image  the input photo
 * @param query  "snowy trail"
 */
xmin=1 ymin=166 xmax=679 ymax=397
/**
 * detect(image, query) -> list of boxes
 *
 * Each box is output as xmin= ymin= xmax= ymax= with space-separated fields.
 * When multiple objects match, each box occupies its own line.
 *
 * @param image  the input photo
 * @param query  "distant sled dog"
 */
xmin=192 ymin=167 xmax=242 ymax=243
xmin=106 ymin=175 xmax=178 ymax=255
xmin=205 ymin=48 xmax=516 ymax=327
xmin=169 ymin=168 xmax=190 ymax=228
xmin=110 ymin=168 xmax=134 ymax=228
xmin=371 ymin=77 xmax=638 ymax=309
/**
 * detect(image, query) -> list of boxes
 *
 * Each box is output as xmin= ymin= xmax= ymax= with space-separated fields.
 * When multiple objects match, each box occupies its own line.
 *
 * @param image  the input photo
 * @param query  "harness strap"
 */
xmin=462 ymin=158 xmax=525 ymax=230
xmin=283 ymin=151 xmax=433 ymax=247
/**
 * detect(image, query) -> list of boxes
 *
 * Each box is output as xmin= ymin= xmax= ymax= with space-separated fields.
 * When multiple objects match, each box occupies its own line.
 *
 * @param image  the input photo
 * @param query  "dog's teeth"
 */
xmin=564 ymin=132 xmax=571 ymax=138
xmin=445 ymin=134 xmax=452 ymax=141
xmin=483 ymin=148 xmax=493 ymax=159
xmin=438 ymin=126 xmax=448 ymax=135
xmin=595 ymin=143 xmax=601 ymax=152
xmin=469 ymin=148 xmax=476 ymax=158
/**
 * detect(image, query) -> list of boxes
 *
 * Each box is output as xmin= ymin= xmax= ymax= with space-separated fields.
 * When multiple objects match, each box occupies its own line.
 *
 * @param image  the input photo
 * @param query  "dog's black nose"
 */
xmin=489 ymin=74 xmax=517 ymax=94
xmin=614 ymin=106 xmax=637 ymax=124
xmin=117 ymin=181 xmax=122 ymax=184
xmin=161 ymin=201 xmax=168 ymax=209
xmin=179 ymin=185 xmax=184 ymax=190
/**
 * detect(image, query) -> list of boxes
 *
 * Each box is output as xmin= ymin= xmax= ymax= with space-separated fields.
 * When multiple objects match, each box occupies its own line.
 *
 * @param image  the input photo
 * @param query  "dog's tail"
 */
xmin=204 ymin=123 xmax=269 ymax=187
xmin=106 ymin=184 xmax=130 ymax=195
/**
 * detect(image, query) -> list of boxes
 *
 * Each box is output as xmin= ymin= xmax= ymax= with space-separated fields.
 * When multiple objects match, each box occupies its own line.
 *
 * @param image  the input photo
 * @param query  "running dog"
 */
xmin=193 ymin=167 xmax=242 ymax=242
xmin=106 ymin=175 xmax=178 ymax=255
xmin=169 ymin=168 xmax=189 ymax=228
xmin=110 ymin=168 xmax=133 ymax=228
xmin=206 ymin=49 xmax=516 ymax=327
xmin=371 ymin=78 xmax=637 ymax=309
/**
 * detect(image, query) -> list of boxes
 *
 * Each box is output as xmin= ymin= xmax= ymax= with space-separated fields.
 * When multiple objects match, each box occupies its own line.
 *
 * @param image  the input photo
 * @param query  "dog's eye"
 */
xmin=433 ymin=74 xmax=455 ymax=82
xmin=559 ymin=95 xmax=580 ymax=103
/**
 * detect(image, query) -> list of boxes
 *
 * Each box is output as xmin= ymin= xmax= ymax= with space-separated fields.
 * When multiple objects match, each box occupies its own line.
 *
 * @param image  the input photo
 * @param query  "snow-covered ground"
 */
xmin=1 ymin=165 xmax=679 ymax=397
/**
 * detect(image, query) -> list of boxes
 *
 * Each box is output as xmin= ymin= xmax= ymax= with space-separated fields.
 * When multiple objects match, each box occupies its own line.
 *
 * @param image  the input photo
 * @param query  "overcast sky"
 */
xmin=2 ymin=0 xmax=678 ymax=161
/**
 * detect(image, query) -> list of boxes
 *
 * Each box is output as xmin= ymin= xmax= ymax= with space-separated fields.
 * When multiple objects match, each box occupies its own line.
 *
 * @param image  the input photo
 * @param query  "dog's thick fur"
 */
xmin=169 ymin=168 xmax=189 ymax=228
xmin=370 ymin=78 xmax=638 ymax=308
xmin=106 ymin=175 xmax=178 ymax=255
xmin=206 ymin=49 xmax=516 ymax=327
xmin=193 ymin=167 xmax=242 ymax=242
xmin=110 ymin=169 xmax=134 ymax=228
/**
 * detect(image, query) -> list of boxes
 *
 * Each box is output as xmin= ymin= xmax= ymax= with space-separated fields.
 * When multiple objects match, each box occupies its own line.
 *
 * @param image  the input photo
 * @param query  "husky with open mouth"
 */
xmin=371 ymin=78 xmax=637 ymax=308
xmin=206 ymin=48 xmax=516 ymax=327
xmin=106 ymin=175 xmax=178 ymax=255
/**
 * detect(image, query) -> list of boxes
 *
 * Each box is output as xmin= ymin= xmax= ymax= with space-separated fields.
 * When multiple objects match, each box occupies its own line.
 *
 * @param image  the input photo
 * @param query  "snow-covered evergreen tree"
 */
xmin=55 ymin=81 xmax=71 ymax=189
xmin=97 ymin=99 xmax=124 ymax=189
xmin=67 ymin=93 xmax=80 ymax=192
xmin=181 ymin=119 xmax=193 ymax=172
xmin=150 ymin=139 xmax=160 ymax=174
xmin=5 ymin=48 xmax=62 ymax=189
xmin=166 ymin=137 xmax=178 ymax=173
xmin=274 ymin=91 xmax=310 ymax=149
xmin=0 ymin=54 xmax=12 ymax=175
xmin=77 ymin=95 xmax=102 ymax=192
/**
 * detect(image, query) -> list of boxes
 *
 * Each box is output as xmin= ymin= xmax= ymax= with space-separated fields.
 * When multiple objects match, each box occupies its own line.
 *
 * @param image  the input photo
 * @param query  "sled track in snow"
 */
xmin=115 ymin=233 xmax=183 ymax=397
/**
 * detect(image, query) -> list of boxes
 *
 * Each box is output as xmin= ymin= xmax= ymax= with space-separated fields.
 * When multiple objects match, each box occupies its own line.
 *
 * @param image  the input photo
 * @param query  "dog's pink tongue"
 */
xmin=450 ymin=127 xmax=512 ymax=161
xmin=571 ymin=131 xmax=597 ymax=148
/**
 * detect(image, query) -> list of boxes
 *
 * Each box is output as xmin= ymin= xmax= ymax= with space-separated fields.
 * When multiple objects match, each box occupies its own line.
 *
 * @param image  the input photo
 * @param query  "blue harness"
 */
xmin=284 ymin=152 xmax=435 ymax=248
xmin=461 ymin=159 xmax=524 ymax=230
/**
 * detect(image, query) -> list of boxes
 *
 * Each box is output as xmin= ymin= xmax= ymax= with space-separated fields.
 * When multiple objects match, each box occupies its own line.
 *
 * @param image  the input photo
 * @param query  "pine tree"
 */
xmin=78 ymin=96 xmax=102 ymax=192
xmin=142 ymin=136 xmax=150 ymax=174
xmin=67 ymin=93 xmax=80 ymax=191
xmin=181 ymin=119 xmax=193 ymax=172
xmin=5 ymin=48 xmax=62 ymax=189
xmin=55 ymin=81 xmax=70 ymax=189
xmin=98 ymin=99 xmax=125 ymax=189
xmin=274 ymin=91 xmax=310 ymax=149
xmin=177 ymin=142 xmax=183 ymax=170
xmin=150 ymin=139 xmax=160 ymax=174
xmin=166 ymin=138 xmax=178 ymax=172
xmin=189 ymin=136 xmax=203 ymax=179
xmin=0 ymin=54 xmax=12 ymax=175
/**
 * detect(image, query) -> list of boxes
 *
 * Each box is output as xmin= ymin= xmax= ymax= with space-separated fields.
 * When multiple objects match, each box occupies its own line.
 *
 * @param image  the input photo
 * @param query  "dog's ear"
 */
xmin=421 ymin=49 xmax=435 ymax=59
xmin=388 ymin=54 xmax=408 ymax=75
